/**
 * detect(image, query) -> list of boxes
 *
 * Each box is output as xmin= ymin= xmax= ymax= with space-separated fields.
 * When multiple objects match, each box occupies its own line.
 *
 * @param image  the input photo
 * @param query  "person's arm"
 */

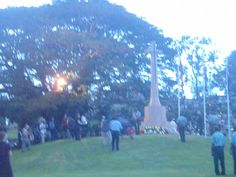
xmin=7 ymin=143 xmax=12 ymax=157
xmin=109 ymin=121 xmax=112 ymax=131
xmin=231 ymin=135 xmax=234 ymax=155
xmin=119 ymin=122 xmax=123 ymax=130
xmin=9 ymin=150 xmax=12 ymax=157
xmin=211 ymin=135 xmax=215 ymax=156
xmin=230 ymin=143 xmax=233 ymax=155
xmin=211 ymin=144 xmax=214 ymax=156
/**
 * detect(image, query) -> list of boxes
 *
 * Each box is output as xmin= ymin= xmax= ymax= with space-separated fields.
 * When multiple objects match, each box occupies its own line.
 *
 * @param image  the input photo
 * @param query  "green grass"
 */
xmin=12 ymin=135 xmax=235 ymax=177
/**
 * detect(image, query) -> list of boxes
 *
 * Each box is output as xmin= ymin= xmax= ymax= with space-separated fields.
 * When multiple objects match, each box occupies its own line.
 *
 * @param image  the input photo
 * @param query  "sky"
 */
xmin=0 ymin=0 xmax=235 ymax=58
xmin=109 ymin=0 xmax=236 ymax=58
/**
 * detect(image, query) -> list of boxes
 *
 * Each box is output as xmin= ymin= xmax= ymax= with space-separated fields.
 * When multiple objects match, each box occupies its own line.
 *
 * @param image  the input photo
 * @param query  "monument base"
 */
xmin=141 ymin=105 xmax=178 ymax=134
xmin=142 ymin=104 xmax=167 ymax=128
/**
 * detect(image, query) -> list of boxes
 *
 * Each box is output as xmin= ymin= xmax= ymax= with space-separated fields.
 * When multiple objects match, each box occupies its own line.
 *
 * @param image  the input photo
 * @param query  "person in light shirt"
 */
xmin=211 ymin=125 xmax=226 ymax=176
xmin=109 ymin=117 xmax=122 ymax=151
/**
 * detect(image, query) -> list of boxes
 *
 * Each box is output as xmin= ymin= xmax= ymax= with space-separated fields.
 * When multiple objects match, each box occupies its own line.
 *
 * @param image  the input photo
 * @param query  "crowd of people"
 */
xmin=16 ymin=113 xmax=90 ymax=151
xmin=0 ymin=110 xmax=141 ymax=177
xmin=100 ymin=110 xmax=142 ymax=147
xmin=14 ymin=110 xmax=141 ymax=153
xmin=174 ymin=114 xmax=236 ymax=175
xmin=3 ymin=111 xmax=236 ymax=176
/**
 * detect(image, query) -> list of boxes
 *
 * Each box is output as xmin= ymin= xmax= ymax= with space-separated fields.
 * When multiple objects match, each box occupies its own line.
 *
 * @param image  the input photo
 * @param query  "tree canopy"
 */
xmin=0 ymin=0 xmax=177 ymax=125
xmin=0 ymin=0 xmax=229 ymax=129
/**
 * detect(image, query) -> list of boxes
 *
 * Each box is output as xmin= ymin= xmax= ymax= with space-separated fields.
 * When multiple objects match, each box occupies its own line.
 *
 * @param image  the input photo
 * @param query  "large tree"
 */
xmin=0 ymin=0 xmax=176 ymax=125
xmin=175 ymin=36 xmax=218 ymax=100
xmin=213 ymin=51 xmax=236 ymax=115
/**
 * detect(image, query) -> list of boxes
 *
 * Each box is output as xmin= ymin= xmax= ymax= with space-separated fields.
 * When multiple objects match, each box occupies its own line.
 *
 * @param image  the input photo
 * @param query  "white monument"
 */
xmin=142 ymin=42 xmax=168 ymax=129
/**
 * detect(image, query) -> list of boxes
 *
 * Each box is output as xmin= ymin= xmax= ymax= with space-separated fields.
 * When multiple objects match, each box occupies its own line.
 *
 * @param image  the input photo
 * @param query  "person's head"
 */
xmin=0 ymin=131 xmax=7 ymax=142
xmin=112 ymin=116 xmax=118 ymax=120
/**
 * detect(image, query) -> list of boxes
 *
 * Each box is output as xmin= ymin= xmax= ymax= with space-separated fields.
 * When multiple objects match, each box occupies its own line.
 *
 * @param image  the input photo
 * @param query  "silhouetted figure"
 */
xmin=231 ymin=126 xmax=236 ymax=175
xmin=75 ymin=113 xmax=81 ymax=141
xmin=0 ymin=131 xmax=14 ymax=177
xmin=101 ymin=115 xmax=111 ymax=144
xmin=176 ymin=116 xmax=187 ymax=142
xmin=48 ymin=117 xmax=57 ymax=140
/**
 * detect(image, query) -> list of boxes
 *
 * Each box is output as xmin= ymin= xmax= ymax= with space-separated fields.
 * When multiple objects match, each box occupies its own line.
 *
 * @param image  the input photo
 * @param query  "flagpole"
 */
xmin=177 ymin=58 xmax=181 ymax=119
xmin=203 ymin=64 xmax=207 ymax=138
xmin=226 ymin=58 xmax=231 ymax=139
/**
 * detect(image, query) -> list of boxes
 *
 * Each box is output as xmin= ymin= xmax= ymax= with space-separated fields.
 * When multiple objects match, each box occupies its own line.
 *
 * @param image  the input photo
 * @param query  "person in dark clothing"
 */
xmin=68 ymin=117 xmax=76 ymax=139
xmin=110 ymin=117 xmax=123 ymax=151
xmin=17 ymin=128 xmax=22 ymax=149
xmin=0 ymin=131 xmax=14 ymax=177
xmin=75 ymin=114 xmax=81 ymax=141
xmin=211 ymin=125 xmax=226 ymax=176
xmin=48 ymin=117 xmax=57 ymax=140
xmin=176 ymin=116 xmax=187 ymax=142
xmin=132 ymin=110 xmax=142 ymax=135
xmin=231 ymin=126 xmax=236 ymax=174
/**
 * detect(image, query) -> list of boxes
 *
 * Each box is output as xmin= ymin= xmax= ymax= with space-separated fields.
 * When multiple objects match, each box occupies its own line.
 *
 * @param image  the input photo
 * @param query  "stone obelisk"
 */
xmin=142 ymin=42 xmax=167 ymax=128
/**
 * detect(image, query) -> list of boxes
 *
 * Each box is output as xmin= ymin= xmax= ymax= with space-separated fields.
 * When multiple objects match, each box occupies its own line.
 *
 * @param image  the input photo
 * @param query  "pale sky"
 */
xmin=0 ymin=0 xmax=235 ymax=58
xmin=109 ymin=0 xmax=236 ymax=57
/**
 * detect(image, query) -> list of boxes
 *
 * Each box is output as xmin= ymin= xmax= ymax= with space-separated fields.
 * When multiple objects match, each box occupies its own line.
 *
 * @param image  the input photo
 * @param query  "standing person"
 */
xmin=21 ymin=124 xmax=31 ymax=151
xmin=176 ymin=116 xmax=187 ymax=142
xmin=0 ymin=131 xmax=14 ymax=177
xmin=196 ymin=111 xmax=203 ymax=135
xmin=48 ymin=117 xmax=57 ymax=140
xmin=127 ymin=125 xmax=135 ymax=140
xmin=68 ymin=117 xmax=76 ymax=139
xmin=17 ymin=128 xmax=22 ymax=149
xmin=110 ymin=117 xmax=122 ymax=151
xmin=75 ymin=113 xmax=81 ymax=141
xmin=100 ymin=115 xmax=111 ymax=144
xmin=39 ymin=119 xmax=47 ymax=143
xmin=131 ymin=110 xmax=142 ymax=135
xmin=80 ymin=114 xmax=88 ymax=137
xmin=231 ymin=126 xmax=236 ymax=175
xmin=135 ymin=110 xmax=142 ymax=135
xmin=211 ymin=125 xmax=226 ymax=176
xmin=62 ymin=114 xmax=69 ymax=138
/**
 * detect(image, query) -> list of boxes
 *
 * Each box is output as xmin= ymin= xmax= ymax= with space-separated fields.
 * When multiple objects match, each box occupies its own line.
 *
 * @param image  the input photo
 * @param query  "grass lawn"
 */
xmin=12 ymin=135 xmax=235 ymax=177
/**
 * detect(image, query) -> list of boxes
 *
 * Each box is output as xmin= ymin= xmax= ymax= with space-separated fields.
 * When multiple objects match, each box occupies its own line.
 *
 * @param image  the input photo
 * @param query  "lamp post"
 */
xmin=226 ymin=58 xmax=231 ymax=139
